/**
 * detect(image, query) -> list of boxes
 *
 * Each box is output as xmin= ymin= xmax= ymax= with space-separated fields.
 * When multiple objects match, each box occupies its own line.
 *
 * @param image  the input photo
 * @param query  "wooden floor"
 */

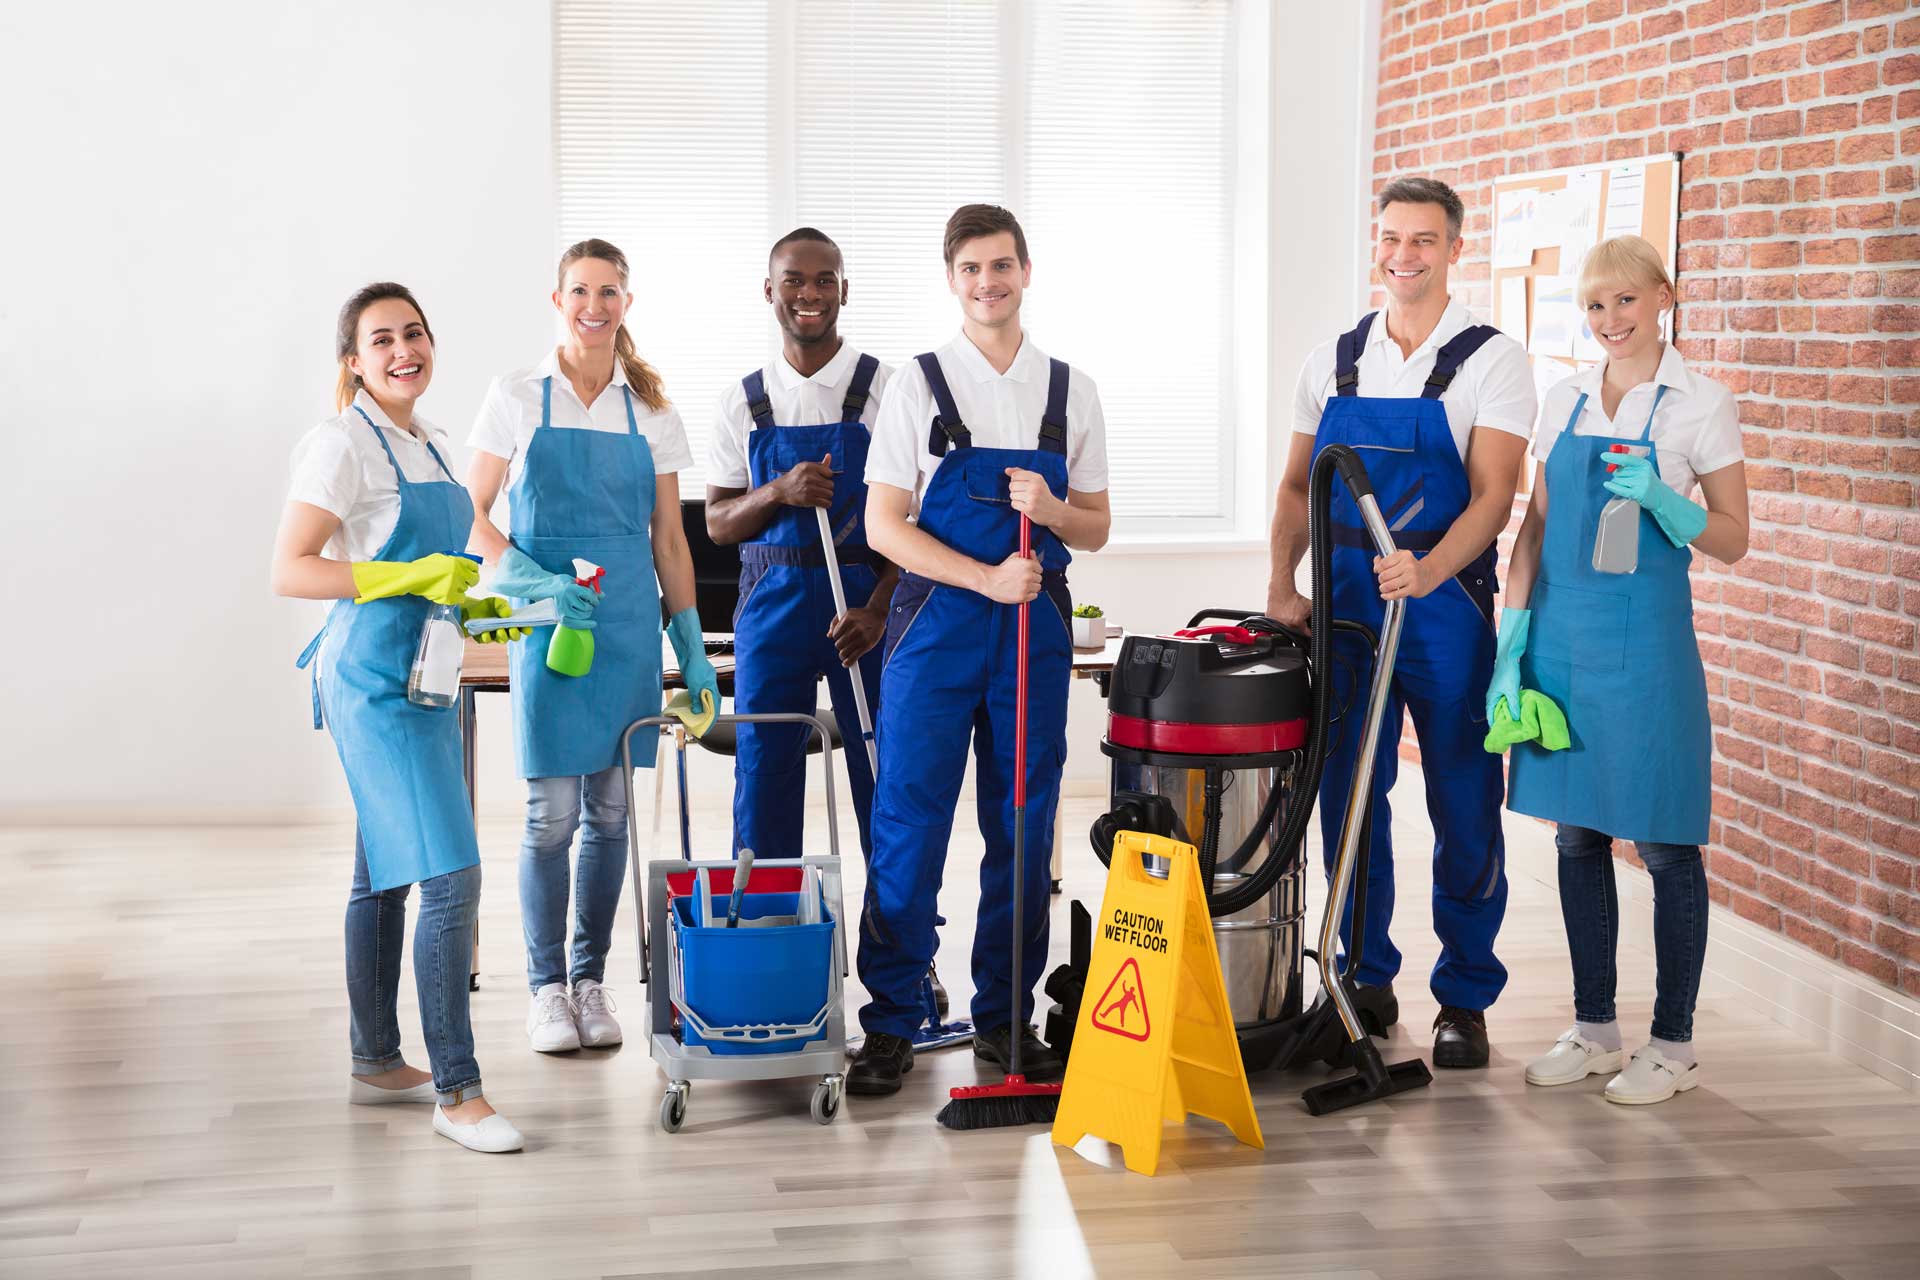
xmin=5 ymin=763 xmax=1919 ymax=1279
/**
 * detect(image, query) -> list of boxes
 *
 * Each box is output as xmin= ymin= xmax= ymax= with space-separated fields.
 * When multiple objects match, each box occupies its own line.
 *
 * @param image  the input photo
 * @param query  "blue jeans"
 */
xmin=345 ymin=834 xmax=483 ymax=1104
xmin=520 ymin=765 xmax=630 ymax=992
xmin=1555 ymin=823 xmax=1709 ymax=1043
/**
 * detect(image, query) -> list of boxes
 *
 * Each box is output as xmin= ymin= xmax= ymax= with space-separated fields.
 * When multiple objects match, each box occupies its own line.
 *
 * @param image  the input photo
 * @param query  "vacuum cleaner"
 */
xmin=1065 ymin=443 xmax=1431 ymax=1115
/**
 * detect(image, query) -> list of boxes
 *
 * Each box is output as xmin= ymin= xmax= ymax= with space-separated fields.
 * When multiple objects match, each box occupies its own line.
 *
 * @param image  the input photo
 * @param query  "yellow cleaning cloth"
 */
xmin=1483 ymin=689 xmax=1570 ymax=754
xmin=665 ymin=687 xmax=718 ymax=738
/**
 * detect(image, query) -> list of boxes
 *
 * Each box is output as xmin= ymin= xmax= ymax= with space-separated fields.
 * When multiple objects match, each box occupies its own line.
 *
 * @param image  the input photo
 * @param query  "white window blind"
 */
xmin=555 ymin=0 xmax=1253 ymax=531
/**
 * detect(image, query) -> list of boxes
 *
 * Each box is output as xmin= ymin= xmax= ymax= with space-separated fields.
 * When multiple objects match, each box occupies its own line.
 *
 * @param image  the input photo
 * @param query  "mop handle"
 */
xmin=1014 ymin=514 xmax=1031 ymax=808
xmin=1009 ymin=512 xmax=1032 ymax=1080
xmin=813 ymin=505 xmax=878 ymax=776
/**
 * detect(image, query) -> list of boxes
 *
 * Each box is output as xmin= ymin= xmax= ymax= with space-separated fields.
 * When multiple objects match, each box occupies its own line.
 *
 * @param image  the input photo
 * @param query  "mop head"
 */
xmin=935 ymin=1077 xmax=1062 ymax=1130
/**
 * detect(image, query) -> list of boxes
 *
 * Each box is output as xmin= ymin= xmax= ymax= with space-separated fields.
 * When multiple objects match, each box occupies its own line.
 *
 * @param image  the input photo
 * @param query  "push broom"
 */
xmin=937 ymin=513 xmax=1062 ymax=1130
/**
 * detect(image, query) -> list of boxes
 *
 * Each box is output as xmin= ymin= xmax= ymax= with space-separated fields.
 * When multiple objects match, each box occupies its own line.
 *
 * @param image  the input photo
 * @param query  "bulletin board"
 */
xmin=1489 ymin=153 xmax=1679 ymax=489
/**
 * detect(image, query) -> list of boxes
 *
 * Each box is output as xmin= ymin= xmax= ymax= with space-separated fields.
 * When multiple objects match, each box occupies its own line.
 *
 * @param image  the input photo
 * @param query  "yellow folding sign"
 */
xmin=1051 ymin=830 xmax=1263 ymax=1176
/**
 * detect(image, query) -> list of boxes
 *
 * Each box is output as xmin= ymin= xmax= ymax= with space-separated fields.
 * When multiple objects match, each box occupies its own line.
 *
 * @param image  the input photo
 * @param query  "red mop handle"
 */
xmin=1014 ymin=514 xmax=1031 ymax=810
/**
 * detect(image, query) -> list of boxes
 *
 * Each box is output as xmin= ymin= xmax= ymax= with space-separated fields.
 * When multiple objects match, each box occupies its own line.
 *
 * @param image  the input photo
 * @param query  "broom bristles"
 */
xmin=935 ymin=1075 xmax=1063 ymax=1130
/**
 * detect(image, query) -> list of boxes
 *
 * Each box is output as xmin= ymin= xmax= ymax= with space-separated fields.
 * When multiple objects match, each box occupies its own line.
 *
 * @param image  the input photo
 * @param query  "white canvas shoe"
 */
xmin=348 ymin=1075 xmax=436 ymax=1105
xmin=432 ymin=1105 xmax=524 ymax=1153
xmin=572 ymin=978 xmax=623 ymax=1048
xmin=1524 ymin=1028 xmax=1625 ymax=1087
xmin=527 ymin=982 xmax=581 ymax=1053
xmin=1604 ymin=1046 xmax=1700 ymax=1105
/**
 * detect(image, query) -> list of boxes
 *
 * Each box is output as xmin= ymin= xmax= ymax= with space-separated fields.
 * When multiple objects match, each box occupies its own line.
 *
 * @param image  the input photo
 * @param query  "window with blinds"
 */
xmin=555 ymin=0 xmax=1259 ymax=534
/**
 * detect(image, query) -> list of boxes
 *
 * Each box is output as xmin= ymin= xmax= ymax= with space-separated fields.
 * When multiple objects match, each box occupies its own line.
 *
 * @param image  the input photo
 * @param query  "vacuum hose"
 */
xmin=1199 ymin=444 xmax=1373 ymax=919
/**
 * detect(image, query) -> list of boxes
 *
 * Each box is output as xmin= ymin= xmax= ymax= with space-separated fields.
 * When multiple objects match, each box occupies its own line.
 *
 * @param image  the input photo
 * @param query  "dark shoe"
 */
xmin=973 ymin=1024 xmax=1063 ymax=1081
xmin=1352 ymin=981 xmax=1399 ymax=1036
xmin=926 ymin=964 xmax=950 ymax=1023
xmin=1432 ymin=1006 xmax=1490 ymax=1069
xmin=847 ymin=1031 xmax=915 ymax=1096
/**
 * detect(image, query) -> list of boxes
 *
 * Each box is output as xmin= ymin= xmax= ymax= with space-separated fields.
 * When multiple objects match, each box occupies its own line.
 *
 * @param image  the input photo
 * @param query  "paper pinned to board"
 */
xmin=1497 ymin=275 xmax=1530 ymax=345
xmin=1555 ymin=171 xmax=1603 ymax=273
xmin=1495 ymin=188 xmax=1538 ymax=268
xmin=1529 ymin=275 xmax=1580 ymax=357
xmin=1602 ymin=165 xmax=1646 ymax=240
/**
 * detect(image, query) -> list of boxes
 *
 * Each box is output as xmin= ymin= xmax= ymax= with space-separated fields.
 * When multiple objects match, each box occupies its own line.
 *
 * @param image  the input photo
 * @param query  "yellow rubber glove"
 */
xmin=351 ymin=554 xmax=479 ymax=606
xmin=463 ymin=596 xmax=531 ymax=644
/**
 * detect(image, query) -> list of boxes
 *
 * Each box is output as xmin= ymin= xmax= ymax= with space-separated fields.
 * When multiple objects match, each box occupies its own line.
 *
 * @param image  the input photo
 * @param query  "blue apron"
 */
xmin=296 ymin=405 xmax=481 ymax=892
xmin=506 ymin=376 xmax=661 ymax=779
xmin=856 ymin=351 xmax=1073 ymax=1039
xmin=1309 ymin=312 xmax=1509 ymax=1011
xmin=732 ymin=354 xmax=884 ymax=858
xmin=1508 ymin=385 xmax=1710 ymax=844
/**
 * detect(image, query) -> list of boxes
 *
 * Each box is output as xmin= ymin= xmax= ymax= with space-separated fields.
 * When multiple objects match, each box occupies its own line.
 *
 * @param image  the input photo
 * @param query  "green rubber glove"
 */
xmin=351 ymin=553 xmax=478 ymax=606
xmin=1602 ymin=452 xmax=1709 ymax=548
xmin=463 ymin=596 xmax=530 ymax=644
xmin=666 ymin=606 xmax=720 ymax=738
xmin=1487 ymin=607 xmax=1530 ymax=724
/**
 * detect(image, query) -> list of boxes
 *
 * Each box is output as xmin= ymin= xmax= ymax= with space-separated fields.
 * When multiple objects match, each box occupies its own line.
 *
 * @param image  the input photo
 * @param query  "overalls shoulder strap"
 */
xmin=741 ymin=369 xmax=775 ymax=431
xmin=916 ymin=352 xmax=972 ymax=457
xmin=1333 ymin=312 xmax=1377 ymax=397
xmin=841 ymin=353 xmax=880 ymax=422
xmin=1039 ymin=357 xmax=1070 ymax=456
xmin=1421 ymin=324 xmax=1501 ymax=400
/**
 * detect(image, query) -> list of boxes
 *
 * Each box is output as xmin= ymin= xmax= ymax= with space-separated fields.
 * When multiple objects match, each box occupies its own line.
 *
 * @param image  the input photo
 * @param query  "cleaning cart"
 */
xmin=619 ymin=712 xmax=849 ymax=1132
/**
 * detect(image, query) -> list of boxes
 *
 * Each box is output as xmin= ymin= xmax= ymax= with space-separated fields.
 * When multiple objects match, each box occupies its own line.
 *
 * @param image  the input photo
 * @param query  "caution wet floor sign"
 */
xmin=1051 ymin=830 xmax=1263 ymax=1176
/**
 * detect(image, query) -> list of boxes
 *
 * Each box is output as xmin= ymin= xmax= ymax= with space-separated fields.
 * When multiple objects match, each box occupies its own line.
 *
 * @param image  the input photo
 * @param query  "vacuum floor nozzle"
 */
xmin=1301 ymin=1039 xmax=1433 ymax=1116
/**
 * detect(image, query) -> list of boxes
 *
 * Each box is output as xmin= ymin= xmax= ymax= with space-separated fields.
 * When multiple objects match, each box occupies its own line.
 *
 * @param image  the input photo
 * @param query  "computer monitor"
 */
xmin=673 ymin=498 xmax=741 ymax=634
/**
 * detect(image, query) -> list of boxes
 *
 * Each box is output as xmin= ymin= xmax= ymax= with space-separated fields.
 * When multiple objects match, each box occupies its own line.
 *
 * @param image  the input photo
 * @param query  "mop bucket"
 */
xmin=668 ymin=869 xmax=836 ymax=1056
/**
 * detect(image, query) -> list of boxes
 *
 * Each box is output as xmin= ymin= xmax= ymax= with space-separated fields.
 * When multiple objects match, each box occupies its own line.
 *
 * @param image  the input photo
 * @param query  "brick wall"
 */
xmin=1371 ymin=0 xmax=1920 ymax=994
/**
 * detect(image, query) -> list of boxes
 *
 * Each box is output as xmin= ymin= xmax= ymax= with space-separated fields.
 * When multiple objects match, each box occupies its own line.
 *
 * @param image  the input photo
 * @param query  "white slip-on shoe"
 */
xmin=1524 ymin=1028 xmax=1625 ymax=1087
xmin=527 ymin=982 xmax=582 ymax=1053
xmin=349 ymin=1075 xmax=436 ymax=1105
xmin=572 ymin=978 xmax=623 ymax=1048
xmin=1604 ymin=1046 xmax=1700 ymax=1106
xmin=432 ymin=1105 xmax=524 ymax=1153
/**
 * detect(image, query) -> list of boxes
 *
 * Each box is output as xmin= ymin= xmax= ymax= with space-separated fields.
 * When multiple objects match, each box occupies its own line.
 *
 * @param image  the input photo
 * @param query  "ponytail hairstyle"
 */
xmin=557 ymin=238 xmax=669 ymax=412
xmin=335 ymin=282 xmax=433 ymax=411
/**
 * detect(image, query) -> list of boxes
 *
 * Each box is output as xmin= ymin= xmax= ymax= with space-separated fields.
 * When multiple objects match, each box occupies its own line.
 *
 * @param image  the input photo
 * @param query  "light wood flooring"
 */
xmin=4 ymin=761 xmax=1919 ymax=1279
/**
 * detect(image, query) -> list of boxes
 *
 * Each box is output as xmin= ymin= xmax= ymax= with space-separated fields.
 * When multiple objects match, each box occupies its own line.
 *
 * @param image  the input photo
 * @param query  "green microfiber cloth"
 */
xmin=1483 ymin=688 xmax=1570 ymax=754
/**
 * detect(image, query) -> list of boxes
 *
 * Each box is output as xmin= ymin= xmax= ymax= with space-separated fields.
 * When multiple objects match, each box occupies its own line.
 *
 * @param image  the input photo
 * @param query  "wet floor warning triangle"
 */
xmin=1051 ymin=830 xmax=1262 ymax=1176
xmin=1089 ymin=955 xmax=1151 ymax=1041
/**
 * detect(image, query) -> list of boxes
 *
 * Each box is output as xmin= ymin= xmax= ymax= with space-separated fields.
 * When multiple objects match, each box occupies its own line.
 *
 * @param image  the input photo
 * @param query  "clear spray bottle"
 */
xmin=408 ymin=552 xmax=480 ymax=708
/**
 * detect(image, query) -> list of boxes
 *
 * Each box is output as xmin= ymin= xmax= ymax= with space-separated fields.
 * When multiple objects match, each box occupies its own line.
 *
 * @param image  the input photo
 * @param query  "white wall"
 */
xmin=0 ymin=1 xmax=1375 ymax=818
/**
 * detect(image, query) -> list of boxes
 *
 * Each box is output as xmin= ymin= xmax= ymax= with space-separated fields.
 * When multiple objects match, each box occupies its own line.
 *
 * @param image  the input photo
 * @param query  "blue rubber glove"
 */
xmin=1487 ymin=607 xmax=1530 ymax=724
xmin=666 ymin=606 xmax=720 ymax=737
xmin=1602 ymin=452 xmax=1709 ymax=548
xmin=492 ymin=546 xmax=599 ymax=630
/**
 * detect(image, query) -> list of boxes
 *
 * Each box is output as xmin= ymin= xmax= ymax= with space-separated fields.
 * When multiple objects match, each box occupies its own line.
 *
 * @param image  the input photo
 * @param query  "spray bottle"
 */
xmin=1592 ymin=444 xmax=1651 ymax=575
xmin=408 ymin=551 xmax=481 ymax=708
xmin=545 ymin=558 xmax=604 ymax=677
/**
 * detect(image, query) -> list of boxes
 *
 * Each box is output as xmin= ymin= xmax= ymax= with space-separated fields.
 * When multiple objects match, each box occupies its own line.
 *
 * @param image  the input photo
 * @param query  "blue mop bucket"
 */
xmin=670 ymin=886 xmax=835 ymax=1056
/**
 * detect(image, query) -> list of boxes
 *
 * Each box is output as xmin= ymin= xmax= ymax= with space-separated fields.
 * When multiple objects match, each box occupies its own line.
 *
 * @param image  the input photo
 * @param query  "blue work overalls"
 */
xmin=857 ymin=353 xmax=1074 ymax=1039
xmin=731 ymin=354 xmax=884 ymax=858
xmin=1312 ymin=312 xmax=1509 ymax=1012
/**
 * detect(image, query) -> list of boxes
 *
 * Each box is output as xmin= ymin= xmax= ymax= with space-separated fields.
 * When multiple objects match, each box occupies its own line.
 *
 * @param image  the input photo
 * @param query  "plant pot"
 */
xmin=1071 ymin=615 xmax=1104 ymax=649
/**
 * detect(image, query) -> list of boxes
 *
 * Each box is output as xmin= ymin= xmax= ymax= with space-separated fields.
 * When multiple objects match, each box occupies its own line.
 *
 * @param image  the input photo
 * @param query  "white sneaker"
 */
xmin=432 ymin=1104 xmax=524 ymax=1153
xmin=572 ymin=978 xmax=623 ymax=1048
xmin=527 ymin=982 xmax=581 ymax=1053
xmin=1524 ymin=1028 xmax=1625 ymax=1087
xmin=349 ymin=1075 xmax=436 ymax=1105
xmin=1604 ymin=1046 xmax=1700 ymax=1105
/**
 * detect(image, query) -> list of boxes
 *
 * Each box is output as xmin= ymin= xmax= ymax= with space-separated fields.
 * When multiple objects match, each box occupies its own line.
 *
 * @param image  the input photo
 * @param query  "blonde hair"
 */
xmin=556 ymin=239 xmax=669 ymax=412
xmin=1577 ymin=234 xmax=1673 ymax=309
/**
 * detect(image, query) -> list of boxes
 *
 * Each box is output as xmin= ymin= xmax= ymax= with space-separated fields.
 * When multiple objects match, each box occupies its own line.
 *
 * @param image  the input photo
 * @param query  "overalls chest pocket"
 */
xmin=1328 ymin=407 xmax=1418 ymax=453
xmin=962 ymin=457 xmax=1014 ymax=505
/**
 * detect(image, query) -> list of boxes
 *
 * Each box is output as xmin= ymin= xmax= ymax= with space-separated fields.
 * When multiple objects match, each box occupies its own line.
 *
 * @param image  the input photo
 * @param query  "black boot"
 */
xmin=1352 ymin=981 xmax=1399 ymax=1036
xmin=1432 ymin=1006 xmax=1489 ymax=1069
xmin=973 ymin=1024 xmax=1063 ymax=1081
xmin=847 ymin=1031 xmax=915 ymax=1096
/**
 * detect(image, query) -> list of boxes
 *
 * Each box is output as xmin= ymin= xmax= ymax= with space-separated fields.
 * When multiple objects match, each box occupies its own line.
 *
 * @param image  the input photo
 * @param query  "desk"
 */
xmin=455 ymin=629 xmax=1126 ymax=985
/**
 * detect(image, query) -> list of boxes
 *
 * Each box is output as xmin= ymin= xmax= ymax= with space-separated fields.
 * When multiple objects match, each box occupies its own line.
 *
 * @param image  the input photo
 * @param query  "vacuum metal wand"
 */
xmin=815 ymin=506 xmax=879 ymax=779
xmin=1315 ymin=490 xmax=1407 ymax=1045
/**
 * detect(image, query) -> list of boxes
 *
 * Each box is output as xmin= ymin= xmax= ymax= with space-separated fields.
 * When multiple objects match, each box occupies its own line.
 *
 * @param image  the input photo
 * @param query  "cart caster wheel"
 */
xmin=811 ymin=1075 xmax=843 ymax=1125
xmin=660 ymin=1085 xmax=688 ymax=1133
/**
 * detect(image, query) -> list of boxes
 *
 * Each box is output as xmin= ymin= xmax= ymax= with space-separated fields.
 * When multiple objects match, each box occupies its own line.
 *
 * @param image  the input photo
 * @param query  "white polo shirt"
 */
xmin=468 ymin=347 xmax=694 ymax=493
xmin=1532 ymin=344 xmax=1744 ymax=498
xmin=866 ymin=330 xmax=1109 ymax=512
xmin=288 ymin=389 xmax=462 ymax=564
xmin=1293 ymin=297 xmax=1536 ymax=459
xmin=707 ymin=342 xmax=895 ymax=490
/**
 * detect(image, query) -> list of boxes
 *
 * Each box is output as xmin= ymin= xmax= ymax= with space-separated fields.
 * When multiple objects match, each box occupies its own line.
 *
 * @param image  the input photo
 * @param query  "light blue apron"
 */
xmin=1508 ymin=384 xmax=1712 ymax=844
xmin=296 ymin=405 xmax=481 ymax=892
xmin=505 ymin=376 xmax=660 ymax=779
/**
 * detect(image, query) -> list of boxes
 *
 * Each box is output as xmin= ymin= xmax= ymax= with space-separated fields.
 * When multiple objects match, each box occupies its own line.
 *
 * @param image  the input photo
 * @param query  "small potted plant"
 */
xmin=1070 ymin=603 xmax=1105 ymax=649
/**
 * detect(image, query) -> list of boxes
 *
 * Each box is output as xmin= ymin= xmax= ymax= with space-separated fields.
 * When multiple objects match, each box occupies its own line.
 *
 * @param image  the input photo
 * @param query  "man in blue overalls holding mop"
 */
xmin=1266 ymin=177 xmax=1536 ymax=1068
xmin=706 ymin=228 xmax=897 ymax=860
xmin=849 ymin=204 xmax=1111 ymax=1097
